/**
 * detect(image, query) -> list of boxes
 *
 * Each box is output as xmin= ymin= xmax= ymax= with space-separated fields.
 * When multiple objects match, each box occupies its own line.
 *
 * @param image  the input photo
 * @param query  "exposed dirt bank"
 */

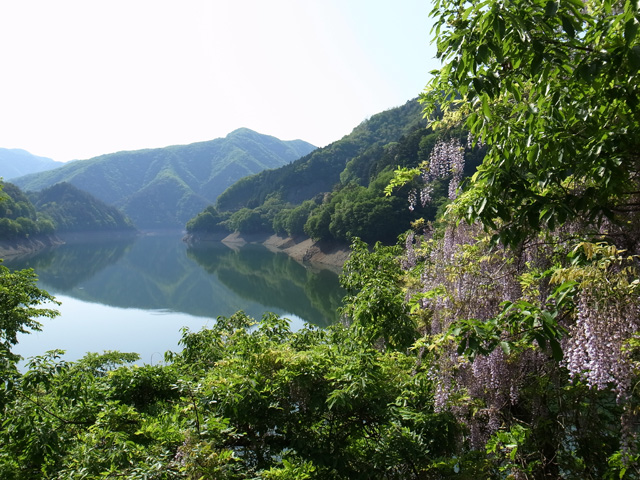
xmin=187 ymin=232 xmax=350 ymax=272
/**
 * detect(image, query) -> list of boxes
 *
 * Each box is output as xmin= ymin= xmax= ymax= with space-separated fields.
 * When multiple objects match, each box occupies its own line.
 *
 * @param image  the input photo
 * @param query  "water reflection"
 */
xmin=187 ymin=243 xmax=344 ymax=326
xmin=7 ymin=235 xmax=135 ymax=290
xmin=4 ymin=233 xmax=344 ymax=327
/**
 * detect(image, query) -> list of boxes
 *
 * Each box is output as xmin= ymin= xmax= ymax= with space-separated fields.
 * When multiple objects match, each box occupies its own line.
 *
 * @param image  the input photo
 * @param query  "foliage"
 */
xmin=340 ymin=238 xmax=416 ymax=350
xmin=192 ymin=110 xmax=483 ymax=245
xmin=186 ymin=101 xmax=434 ymax=243
xmin=272 ymin=199 xmax=319 ymax=237
xmin=31 ymin=182 xmax=136 ymax=233
xmin=1 ymin=311 xmax=460 ymax=479
xmin=4 ymin=0 xmax=640 ymax=477
xmin=377 ymin=0 xmax=640 ymax=475
xmin=224 ymin=207 xmax=272 ymax=235
xmin=0 ymin=181 xmax=134 ymax=240
xmin=4 ymin=225 xmax=639 ymax=477
xmin=216 ymin=100 xmax=425 ymax=213
xmin=304 ymin=172 xmax=421 ymax=245
xmin=185 ymin=204 xmax=230 ymax=235
xmin=0 ymin=265 xmax=59 ymax=363
xmin=397 ymin=219 xmax=640 ymax=477
xmin=0 ymin=182 xmax=56 ymax=240
xmin=422 ymin=0 xmax=640 ymax=246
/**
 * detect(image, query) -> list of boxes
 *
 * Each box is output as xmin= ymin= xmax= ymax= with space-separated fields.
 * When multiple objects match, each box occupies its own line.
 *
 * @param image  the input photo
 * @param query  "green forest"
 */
xmin=2 ymin=0 xmax=640 ymax=478
xmin=185 ymin=100 xmax=440 ymax=245
xmin=0 ymin=181 xmax=135 ymax=242
xmin=0 ymin=182 xmax=56 ymax=240
xmin=185 ymin=99 xmax=487 ymax=246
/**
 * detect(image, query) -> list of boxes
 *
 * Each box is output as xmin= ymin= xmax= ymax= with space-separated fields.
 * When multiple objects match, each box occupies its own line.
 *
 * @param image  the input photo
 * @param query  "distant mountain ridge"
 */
xmin=186 ymin=98 xmax=485 ymax=246
xmin=0 ymin=148 xmax=62 ymax=179
xmin=216 ymin=99 xmax=425 ymax=211
xmin=13 ymin=129 xmax=316 ymax=229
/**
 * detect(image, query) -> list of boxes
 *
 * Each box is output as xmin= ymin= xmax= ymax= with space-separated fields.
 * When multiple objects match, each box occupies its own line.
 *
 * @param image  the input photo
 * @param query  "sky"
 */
xmin=0 ymin=1 xmax=439 ymax=163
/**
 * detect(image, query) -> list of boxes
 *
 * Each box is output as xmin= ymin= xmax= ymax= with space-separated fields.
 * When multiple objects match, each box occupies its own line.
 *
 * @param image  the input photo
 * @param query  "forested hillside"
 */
xmin=0 ymin=148 xmax=61 ymax=179
xmin=187 ymin=99 xmax=484 ymax=244
xmin=2 ymin=0 xmax=640 ymax=478
xmin=0 ymin=182 xmax=56 ymax=240
xmin=216 ymin=99 xmax=425 ymax=211
xmin=30 ymin=182 xmax=135 ymax=233
xmin=0 ymin=181 xmax=135 ymax=242
xmin=13 ymin=129 xmax=315 ymax=229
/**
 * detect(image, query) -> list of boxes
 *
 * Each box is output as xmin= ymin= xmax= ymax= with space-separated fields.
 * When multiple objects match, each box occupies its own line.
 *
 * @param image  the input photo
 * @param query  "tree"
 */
xmin=422 ymin=0 xmax=640 ymax=246
xmin=340 ymin=239 xmax=416 ymax=350
xmin=381 ymin=0 xmax=640 ymax=476
xmin=185 ymin=205 xmax=229 ymax=234
xmin=0 ymin=265 xmax=59 ymax=363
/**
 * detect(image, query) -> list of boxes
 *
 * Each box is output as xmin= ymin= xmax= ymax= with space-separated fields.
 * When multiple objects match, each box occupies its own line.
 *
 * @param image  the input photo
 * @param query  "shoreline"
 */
xmin=0 ymin=234 xmax=64 ymax=259
xmin=187 ymin=232 xmax=351 ymax=272
xmin=0 ymin=230 xmax=140 ymax=261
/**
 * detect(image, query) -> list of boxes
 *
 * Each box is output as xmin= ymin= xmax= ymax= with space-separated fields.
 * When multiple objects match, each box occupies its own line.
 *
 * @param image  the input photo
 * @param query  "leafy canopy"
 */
xmin=422 ymin=0 xmax=640 ymax=245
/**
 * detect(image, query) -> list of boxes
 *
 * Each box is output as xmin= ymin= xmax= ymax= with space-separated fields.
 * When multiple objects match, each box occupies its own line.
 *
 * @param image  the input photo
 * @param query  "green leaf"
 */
xmin=482 ymin=94 xmax=492 ymax=118
xmin=549 ymin=337 xmax=564 ymax=361
xmin=473 ymin=77 xmax=484 ymax=94
xmin=477 ymin=196 xmax=489 ymax=214
xmin=625 ymin=19 xmax=639 ymax=46
xmin=527 ymin=144 xmax=540 ymax=163
xmin=457 ymin=337 xmax=468 ymax=356
xmin=544 ymin=1 xmax=558 ymax=17
xmin=531 ymin=52 xmax=544 ymax=75
xmin=561 ymin=15 xmax=575 ymax=38
xmin=494 ymin=14 xmax=506 ymax=41
xmin=512 ymin=82 xmax=522 ymax=102
xmin=629 ymin=45 xmax=640 ymax=70
xmin=477 ymin=44 xmax=491 ymax=64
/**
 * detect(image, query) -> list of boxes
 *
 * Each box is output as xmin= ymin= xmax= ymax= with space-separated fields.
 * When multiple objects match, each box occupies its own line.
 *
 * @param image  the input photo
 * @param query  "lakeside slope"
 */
xmin=186 ymin=232 xmax=350 ymax=272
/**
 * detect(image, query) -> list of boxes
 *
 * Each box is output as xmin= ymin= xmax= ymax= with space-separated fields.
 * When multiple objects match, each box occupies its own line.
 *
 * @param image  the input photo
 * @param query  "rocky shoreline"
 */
xmin=185 ymin=232 xmax=351 ymax=272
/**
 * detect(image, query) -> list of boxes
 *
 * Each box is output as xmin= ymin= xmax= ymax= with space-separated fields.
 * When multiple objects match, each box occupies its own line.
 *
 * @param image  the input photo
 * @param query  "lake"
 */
xmin=4 ymin=233 xmax=345 ymax=365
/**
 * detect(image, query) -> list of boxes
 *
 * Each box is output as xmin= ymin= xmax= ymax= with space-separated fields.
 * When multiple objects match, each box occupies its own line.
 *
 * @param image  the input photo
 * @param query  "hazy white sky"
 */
xmin=0 ymin=1 xmax=438 ymax=162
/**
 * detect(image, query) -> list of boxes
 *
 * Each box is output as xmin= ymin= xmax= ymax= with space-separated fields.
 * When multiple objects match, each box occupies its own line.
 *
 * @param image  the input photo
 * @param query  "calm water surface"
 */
xmin=4 ymin=233 xmax=345 ymax=364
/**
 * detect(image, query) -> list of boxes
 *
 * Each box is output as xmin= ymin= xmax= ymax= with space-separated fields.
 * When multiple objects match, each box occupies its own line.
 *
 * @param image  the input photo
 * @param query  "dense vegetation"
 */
xmin=14 ymin=129 xmax=315 ymax=229
xmin=215 ymin=100 xmax=425 ymax=212
xmin=187 ymin=101 xmax=485 ymax=244
xmin=2 ymin=0 xmax=640 ymax=477
xmin=31 ymin=182 xmax=135 ymax=233
xmin=0 ymin=182 xmax=56 ymax=240
xmin=0 ymin=181 xmax=135 ymax=243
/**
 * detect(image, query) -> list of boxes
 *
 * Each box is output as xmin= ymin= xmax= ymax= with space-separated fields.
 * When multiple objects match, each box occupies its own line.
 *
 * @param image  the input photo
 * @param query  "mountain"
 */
xmin=0 ymin=148 xmax=62 ymax=179
xmin=0 ymin=180 xmax=134 ymax=250
xmin=30 ymin=182 xmax=135 ymax=233
xmin=13 ymin=129 xmax=316 ymax=229
xmin=188 ymin=99 xmax=438 ymax=244
xmin=216 ymin=99 xmax=425 ymax=211
xmin=187 ymin=98 xmax=485 ymax=245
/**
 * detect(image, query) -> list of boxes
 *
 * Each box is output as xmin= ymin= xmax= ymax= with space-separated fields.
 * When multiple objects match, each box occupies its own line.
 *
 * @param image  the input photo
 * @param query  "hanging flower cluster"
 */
xmin=408 ymin=137 xmax=467 ymax=211
xmin=402 ymin=222 xmax=640 ymax=457
xmin=405 ymin=223 xmax=548 ymax=444
xmin=553 ymin=243 xmax=640 ymax=401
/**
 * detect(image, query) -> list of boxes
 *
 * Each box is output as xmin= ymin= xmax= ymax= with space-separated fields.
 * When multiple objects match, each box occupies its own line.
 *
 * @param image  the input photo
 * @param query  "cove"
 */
xmin=4 ymin=232 xmax=345 ymax=364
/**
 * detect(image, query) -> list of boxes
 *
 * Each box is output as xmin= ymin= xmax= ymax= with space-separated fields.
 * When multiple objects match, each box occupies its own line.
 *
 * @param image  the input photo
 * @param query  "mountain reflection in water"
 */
xmin=5 ymin=233 xmax=345 ymax=363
